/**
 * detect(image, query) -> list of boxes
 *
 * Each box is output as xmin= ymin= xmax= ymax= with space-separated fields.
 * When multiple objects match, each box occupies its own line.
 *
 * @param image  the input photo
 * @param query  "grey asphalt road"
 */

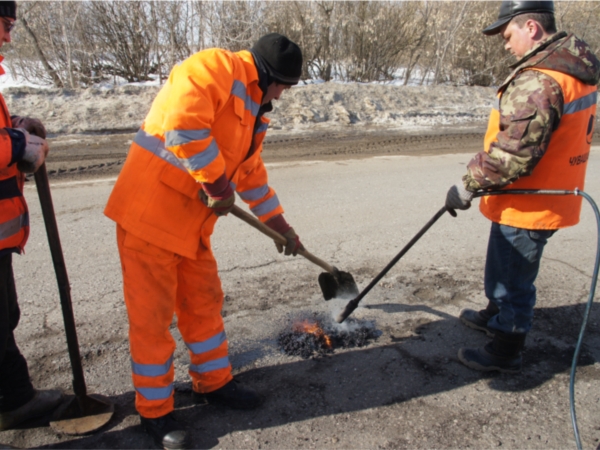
xmin=5 ymin=147 xmax=600 ymax=449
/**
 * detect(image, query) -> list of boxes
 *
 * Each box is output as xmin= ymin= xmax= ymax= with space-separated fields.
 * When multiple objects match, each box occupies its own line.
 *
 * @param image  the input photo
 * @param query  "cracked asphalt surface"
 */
xmin=3 ymin=130 xmax=600 ymax=449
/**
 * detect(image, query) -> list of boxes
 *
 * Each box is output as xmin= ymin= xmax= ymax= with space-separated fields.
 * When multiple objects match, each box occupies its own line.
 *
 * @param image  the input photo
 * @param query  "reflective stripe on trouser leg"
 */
xmin=176 ymin=240 xmax=232 ymax=394
xmin=117 ymin=225 xmax=180 ymax=418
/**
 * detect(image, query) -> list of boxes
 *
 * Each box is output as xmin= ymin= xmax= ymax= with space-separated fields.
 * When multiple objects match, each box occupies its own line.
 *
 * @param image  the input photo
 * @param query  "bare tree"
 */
xmin=201 ymin=1 xmax=265 ymax=51
xmin=3 ymin=1 xmax=599 ymax=88
xmin=556 ymin=1 xmax=600 ymax=56
xmin=264 ymin=1 xmax=335 ymax=81
xmin=401 ymin=2 xmax=434 ymax=86
xmin=429 ymin=1 xmax=469 ymax=84
xmin=87 ymin=1 xmax=155 ymax=83
xmin=17 ymin=8 xmax=64 ymax=87
xmin=450 ymin=1 xmax=510 ymax=86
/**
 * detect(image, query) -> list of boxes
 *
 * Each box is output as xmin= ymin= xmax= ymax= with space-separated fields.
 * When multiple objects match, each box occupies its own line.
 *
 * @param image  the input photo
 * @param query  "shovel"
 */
xmin=230 ymin=205 xmax=359 ymax=300
xmin=336 ymin=206 xmax=456 ymax=323
xmin=33 ymin=164 xmax=114 ymax=435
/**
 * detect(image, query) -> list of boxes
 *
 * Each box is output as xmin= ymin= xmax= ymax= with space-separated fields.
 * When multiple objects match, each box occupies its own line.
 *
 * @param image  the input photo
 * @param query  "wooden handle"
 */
xmin=230 ymin=205 xmax=336 ymax=274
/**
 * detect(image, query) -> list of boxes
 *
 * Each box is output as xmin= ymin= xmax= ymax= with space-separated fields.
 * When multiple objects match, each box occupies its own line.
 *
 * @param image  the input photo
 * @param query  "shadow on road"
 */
xmin=36 ymin=303 xmax=599 ymax=449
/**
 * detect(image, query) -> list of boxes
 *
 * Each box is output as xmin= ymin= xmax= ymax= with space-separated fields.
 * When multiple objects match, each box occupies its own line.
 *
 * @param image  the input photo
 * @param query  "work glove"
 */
xmin=11 ymin=116 xmax=47 ymax=139
xmin=278 ymin=228 xmax=303 ymax=256
xmin=445 ymin=183 xmax=474 ymax=214
xmin=16 ymin=129 xmax=49 ymax=173
xmin=199 ymin=173 xmax=235 ymax=216
xmin=266 ymin=214 xmax=304 ymax=256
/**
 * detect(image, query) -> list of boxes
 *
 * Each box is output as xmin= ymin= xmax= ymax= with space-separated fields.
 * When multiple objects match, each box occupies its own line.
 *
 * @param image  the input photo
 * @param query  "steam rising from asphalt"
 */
xmin=329 ymin=299 xmax=360 ymax=326
xmin=277 ymin=312 xmax=381 ymax=359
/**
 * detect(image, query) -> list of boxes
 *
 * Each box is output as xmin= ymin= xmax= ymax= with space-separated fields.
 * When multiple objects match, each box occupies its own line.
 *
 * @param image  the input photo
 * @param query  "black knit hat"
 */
xmin=251 ymin=33 xmax=303 ymax=85
xmin=483 ymin=1 xmax=554 ymax=35
xmin=0 ymin=1 xmax=16 ymax=20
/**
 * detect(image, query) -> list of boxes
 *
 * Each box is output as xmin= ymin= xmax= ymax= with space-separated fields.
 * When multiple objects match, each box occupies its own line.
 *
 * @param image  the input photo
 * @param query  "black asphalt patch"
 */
xmin=277 ymin=313 xmax=382 ymax=359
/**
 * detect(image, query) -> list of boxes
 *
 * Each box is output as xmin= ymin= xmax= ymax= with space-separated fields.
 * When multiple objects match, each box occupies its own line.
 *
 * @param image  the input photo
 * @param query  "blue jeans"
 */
xmin=485 ymin=222 xmax=556 ymax=335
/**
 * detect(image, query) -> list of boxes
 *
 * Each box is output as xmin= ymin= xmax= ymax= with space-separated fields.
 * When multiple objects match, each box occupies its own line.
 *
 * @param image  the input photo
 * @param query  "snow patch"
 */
xmin=2 ymin=82 xmax=497 ymax=136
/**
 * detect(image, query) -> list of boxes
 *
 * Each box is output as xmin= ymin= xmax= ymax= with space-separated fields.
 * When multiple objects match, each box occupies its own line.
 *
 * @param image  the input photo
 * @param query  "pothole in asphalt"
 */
xmin=277 ymin=313 xmax=382 ymax=359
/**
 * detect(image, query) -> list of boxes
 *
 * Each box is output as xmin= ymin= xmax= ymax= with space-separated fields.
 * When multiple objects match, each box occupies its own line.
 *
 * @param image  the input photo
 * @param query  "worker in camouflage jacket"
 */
xmin=445 ymin=0 xmax=600 ymax=373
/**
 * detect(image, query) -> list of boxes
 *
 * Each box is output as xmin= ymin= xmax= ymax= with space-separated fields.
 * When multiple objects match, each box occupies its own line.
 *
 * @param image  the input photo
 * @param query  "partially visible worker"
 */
xmin=445 ymin=0 xmax=599 ymax=373
xmin=0 ymin=0 xmax=63 ymax=432
xmin=105 ymin=34 xmax=304 ymax=449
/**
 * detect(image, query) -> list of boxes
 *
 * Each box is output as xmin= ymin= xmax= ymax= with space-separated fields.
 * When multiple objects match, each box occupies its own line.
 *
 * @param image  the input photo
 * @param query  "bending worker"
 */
xmin=0 ymin=0 xmax=63 ymax=432
xmin=104 ymin=33 xmax=304 ymax=449
xmin=445 ymin=1 xmax=599 ymax=373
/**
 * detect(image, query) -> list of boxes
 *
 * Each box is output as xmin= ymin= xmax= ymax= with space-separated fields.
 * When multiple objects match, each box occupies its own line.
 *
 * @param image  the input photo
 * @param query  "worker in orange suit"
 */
xmin=104 ymin=33 xmax=304 ymax=449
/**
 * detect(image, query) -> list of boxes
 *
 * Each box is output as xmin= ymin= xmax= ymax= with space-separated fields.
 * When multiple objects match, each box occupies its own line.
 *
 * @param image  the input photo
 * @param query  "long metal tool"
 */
xmin=336 ymin=206 xmax=455 ymax=323
xmin=33 ymin=164 xmax=114 ymax=435
xmin=230 ymin=205 xmax=359 ymax=300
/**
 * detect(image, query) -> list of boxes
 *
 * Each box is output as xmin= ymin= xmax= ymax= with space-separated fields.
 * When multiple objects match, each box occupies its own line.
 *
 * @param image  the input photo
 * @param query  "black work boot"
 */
xmin=140 ymin=412 xmax=188 ymax=450
xmin=193 ymin=379 xmax=262 ymax=410
xmin=458 ymin=331 xmax=526 ymax=373
xmin=459 ymin=301 xmax=499 ymax=337
xmin=0 ymin=389 xmax=63 ymax=431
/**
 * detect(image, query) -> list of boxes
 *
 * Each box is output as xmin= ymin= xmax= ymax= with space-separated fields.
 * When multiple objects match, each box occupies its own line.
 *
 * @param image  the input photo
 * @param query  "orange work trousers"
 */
xmin=116 ymin=225 xmax=232 ymax=418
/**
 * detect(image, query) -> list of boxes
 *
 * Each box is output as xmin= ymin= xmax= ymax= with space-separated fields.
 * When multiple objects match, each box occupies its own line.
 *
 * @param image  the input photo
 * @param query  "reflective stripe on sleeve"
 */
xmin=134 ymin=128 xmax=162 ymax=153
xmin=185 ymin=331 xmax=227 ymax=355
xmin=134 ymin=129 xmax=187 ymax=173
xmin=165 ymin=129 xmax=211 ymax=147
xmin=131 ymin=355 xmax=174 ymax=377
xmin=564 ymin=91 xmax=597 ymax=115
xmin=231 ymin=80 xmax=260 ymax=117
xmin=136 ymin=385 xmax=174 ymax=401
xmin=251 ymin=195 xmax=280 ymax=216
xmin=182 ymin=140 xmax=219 ymax=172
xmin=189 ymin=356 xmax=230 ymax=374
xmin=135 ymin=128 xmax=219 ymax=173
xmin=238 ymin=185 xmax=269 ymax=202
xmin=0 ymin=213 xmax=28 ymax=241
xmin=135 ymin=128 xmax=222 ymax=173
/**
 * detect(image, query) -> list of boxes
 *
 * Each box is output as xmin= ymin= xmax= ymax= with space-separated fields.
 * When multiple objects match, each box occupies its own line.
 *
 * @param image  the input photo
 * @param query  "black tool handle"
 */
xmin=34 ymin=164 xmax=87 ymax=398
xmin=336 ymin=206 xmax=452 ymax=323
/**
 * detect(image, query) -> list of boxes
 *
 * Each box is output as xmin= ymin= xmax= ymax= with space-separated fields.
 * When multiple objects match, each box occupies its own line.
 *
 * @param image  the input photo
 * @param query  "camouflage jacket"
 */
xmin=463 ymin=32 xmax=600 ymax=191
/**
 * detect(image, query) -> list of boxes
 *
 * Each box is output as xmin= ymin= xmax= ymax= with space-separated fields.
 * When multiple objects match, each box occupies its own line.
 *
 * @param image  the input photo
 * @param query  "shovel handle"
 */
xmin=229 ymin=205 xmax=336 ymax=274
xmin=34 ymin=164 xmax=88 ymax=397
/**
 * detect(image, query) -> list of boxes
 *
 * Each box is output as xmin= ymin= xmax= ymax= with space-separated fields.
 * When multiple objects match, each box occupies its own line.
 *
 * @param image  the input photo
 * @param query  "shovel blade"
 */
xmin=318 ymin=270 xmax=359 ymax=300
xmin=50 ymin=394 xmax=114 ymax=435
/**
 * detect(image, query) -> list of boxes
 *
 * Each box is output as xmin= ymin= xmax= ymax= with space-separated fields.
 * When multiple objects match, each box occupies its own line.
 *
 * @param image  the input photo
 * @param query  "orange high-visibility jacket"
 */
xmin=480 ymin=68 xmax=597 ymax=229
xmin=105 ymin=49 xmax=284 ymax=259
xmin=0 ymin=57 xmax=28 ymax=254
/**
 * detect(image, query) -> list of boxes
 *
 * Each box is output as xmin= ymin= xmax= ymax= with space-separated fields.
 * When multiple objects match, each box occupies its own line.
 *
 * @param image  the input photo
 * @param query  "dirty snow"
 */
xmin=1 ymin=82 xmax=497 ymax=136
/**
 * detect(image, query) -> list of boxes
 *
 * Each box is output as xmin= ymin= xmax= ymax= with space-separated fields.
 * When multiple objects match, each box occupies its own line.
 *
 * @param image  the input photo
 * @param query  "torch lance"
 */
xmin=337 ymin=205 xmax=454 ymax=323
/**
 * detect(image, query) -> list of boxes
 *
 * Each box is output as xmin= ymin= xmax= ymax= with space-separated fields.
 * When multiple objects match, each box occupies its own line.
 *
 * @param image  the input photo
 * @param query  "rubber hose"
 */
xmin=474 ymin=188 xmax=600 ymax=450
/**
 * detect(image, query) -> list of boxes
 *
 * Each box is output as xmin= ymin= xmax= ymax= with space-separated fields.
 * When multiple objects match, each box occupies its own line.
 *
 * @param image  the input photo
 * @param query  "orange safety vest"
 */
xmin=0 ymin=56 xmax=29 ymax=254
xmin=480 ymin=68 xmax=597 ymax=229
xmin=104 ymin=49 xmax=284 ymax=259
